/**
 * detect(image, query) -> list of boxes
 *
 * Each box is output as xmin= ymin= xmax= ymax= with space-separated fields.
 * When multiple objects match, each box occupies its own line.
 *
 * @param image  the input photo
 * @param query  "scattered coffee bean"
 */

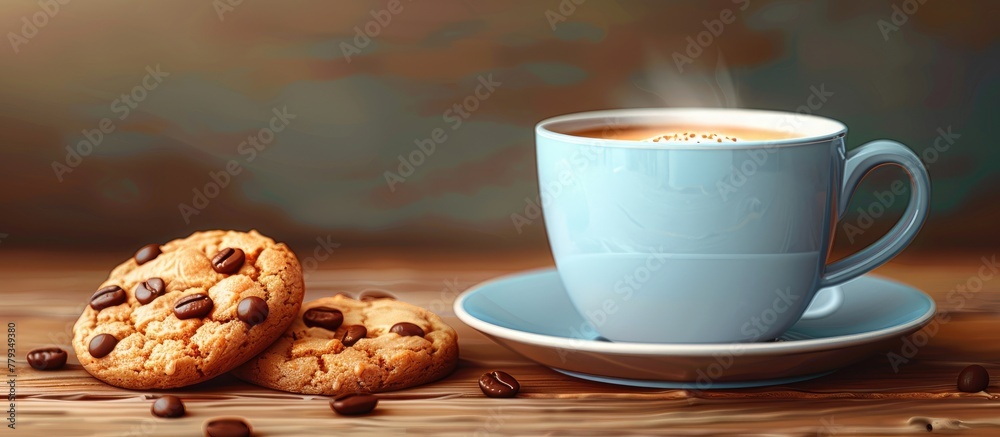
xmin=957 ymin=364 xmax=990 ymax=393
xmin=88 ymin=333 xmax=118 ymax=358
xmin=135 ymin=244 xmax=162 ymax=265
xmin=358 ymin=289 xmax=396 ymax=301
xmin=330 ymin=393 xmax=378 ymax=415
xmin=303 ymin=307 xmax=344 ymax=331
xmin=135 ymin=278 xmax=166 ymax=305
xmin=204 ymin=418 xmax=251 ymax=437
xmin=174 ymin=293 xmax=214 ymax=320
xmin=237 ymin=296 xmax=268 ymax=326
xmin=90 ymin=285 xmax=127 ymax=311
xmin=341 ymin=325 xmax=367 ymax=347
xmin=26 ymin=347 xmax=67 ymax=370
xmin=479 ymin=370 xmax=520 ymax=398
xmin=151 ymin=395 xmax=185 ymax=418
xmin=390 ymin=322 xmax=425 ymax=337
xmin=211 ymin=248 xmax=245 ymax=274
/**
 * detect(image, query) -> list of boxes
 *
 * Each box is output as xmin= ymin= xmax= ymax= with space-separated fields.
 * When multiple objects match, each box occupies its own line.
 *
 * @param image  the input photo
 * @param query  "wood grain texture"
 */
xmin=6 ymin=250 xmax=1000 ymax=436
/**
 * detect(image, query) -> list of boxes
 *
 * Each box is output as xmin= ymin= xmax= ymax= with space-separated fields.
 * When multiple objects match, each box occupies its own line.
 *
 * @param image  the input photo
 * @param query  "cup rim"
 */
xmin=535 ymin=107 xmax=848 ymax=150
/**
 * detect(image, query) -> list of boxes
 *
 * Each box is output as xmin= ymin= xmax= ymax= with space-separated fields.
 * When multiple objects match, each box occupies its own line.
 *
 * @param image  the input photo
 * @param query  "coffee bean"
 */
xmin=341 ymin=325 xmax=367 ymax=347
xmin=211 ymin=248 xmax=245 ymax=274
xmin=390 ymin=322 xmax=425 ymax=337
xmin=174 ymin=293 xmax=214 ymax=320
xmin=26 ymin=347 xmax=67 ymax=370
xmin=358 ymin=289 xmax=396 ymax=301
xmin=479 ymin=370 xmax=520 ymax=398
xmin=135 ymin=278 xmax=166 ymax=305
xmin=151 ymin=395 xmax=185 ymax=418
xmin=957 ymin=364 xmax=990 ymax=393
xmin=303 ymin=307 xmax=343 ymax=331
xmin=90 ymin=285 xmax=127 ymax=311
xmin=88 ymin=333 xmax=118 ymax=358
xmin=134 ymin=244 xmax=161 ymax=265
xmin=330 ymin=393 xmax=378 ymax=415
xmin=237 ymin=296 xmax=268 ymax=327
xmin=204 ymin=418 xmax=251 ymax=437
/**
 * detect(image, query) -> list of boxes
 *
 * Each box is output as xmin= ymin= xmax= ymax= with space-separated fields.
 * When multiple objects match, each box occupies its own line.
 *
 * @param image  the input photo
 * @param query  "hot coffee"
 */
xmin=565 ymin=125 xmax=798 ymax=142
xmin=536 ymin=108 xmax=931 ymax=343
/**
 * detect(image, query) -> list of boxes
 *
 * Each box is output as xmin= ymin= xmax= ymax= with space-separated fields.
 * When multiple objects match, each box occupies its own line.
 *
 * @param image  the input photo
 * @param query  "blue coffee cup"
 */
xmin=535 ymin=108 xmax=930 ymax=343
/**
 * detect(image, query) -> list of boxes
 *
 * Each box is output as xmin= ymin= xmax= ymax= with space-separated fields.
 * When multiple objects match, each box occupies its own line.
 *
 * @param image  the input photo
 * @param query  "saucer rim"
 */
xmin=454 ymin=267 xmax=936 ymax=357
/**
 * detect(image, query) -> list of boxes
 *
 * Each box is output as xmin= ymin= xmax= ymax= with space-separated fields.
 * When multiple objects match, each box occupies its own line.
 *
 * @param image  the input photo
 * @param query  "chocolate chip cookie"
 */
xmin=72 ymin=230 xmax=305 ymax=389
xmin=233 ymin=294 xmax=458 ymax=395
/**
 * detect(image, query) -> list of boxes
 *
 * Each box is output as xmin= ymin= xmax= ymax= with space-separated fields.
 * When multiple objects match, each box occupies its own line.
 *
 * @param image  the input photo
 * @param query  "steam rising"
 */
xmin=625 ymin=51 xmax=740 ymax=109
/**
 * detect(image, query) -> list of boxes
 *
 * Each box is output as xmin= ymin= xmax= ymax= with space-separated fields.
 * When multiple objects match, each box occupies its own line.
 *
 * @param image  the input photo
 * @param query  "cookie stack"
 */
xmin=71 ymin=230 xmax=459 ymax=393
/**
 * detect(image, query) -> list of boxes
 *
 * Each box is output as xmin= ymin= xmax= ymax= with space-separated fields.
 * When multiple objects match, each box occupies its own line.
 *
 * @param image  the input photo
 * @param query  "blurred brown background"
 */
xmin=0 ymin=0 xmax=997 ymax=257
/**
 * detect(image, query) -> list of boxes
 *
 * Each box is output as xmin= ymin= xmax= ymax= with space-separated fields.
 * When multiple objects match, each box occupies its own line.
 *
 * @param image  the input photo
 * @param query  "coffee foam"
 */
xmin=643 ymin=132 xmax=740 ymax=144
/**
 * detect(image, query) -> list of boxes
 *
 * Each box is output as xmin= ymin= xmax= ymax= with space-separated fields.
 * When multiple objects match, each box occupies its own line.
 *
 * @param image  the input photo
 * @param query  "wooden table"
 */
xmin=6 ymin=249 xmax=1000 ymax=436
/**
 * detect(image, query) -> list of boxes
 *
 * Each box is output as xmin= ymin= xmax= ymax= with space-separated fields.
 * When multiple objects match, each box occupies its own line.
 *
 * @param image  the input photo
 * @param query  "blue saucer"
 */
xmin=455 ymin=268 xmax=935 ymax=389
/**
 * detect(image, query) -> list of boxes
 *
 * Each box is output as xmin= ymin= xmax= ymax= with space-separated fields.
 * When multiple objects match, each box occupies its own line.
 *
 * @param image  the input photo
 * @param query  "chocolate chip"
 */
xmin=390 ymin=322 xmax=424 ymax=337
xmin=26 ymin=347 xmax=67 ymax=370
xmin=134 ymin=244 xmax=161 ymax=265
xmin=151 ymin=395 xmax=185 ymax=418
xmin=303 ymin=307 xmax=343 ymax=331
xmin=358 ymin=289 xmax=396 ymax=301
xmin=957 ymin=364 xmax=990 ymax=393
xmin=211 ymin=248 xmax=245 ymax=274
xmin=479 ymin=370 xmax=520 ymax=398
xmin=88 ymin=333 xmax=118 ymax=358
xmin=174 ymin=293 xmax=214 ymax=320
xmin=90 ymin=285 xmax=127 ymax=311
xmin=330 ymin=393 xmax=378 ymax=415
xmin=135 ymin=278 xmax=166 ymax=305
xmin=204 ymin=418 xmax=251 ymax=437
xmin=237 ymin=296 xmax=268 ymax=327
xmin=341 ymin=325 xmax=367 ymax=347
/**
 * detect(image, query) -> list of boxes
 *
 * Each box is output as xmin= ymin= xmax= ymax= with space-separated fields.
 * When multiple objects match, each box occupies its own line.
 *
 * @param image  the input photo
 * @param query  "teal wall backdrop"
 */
xmin=1 ymin=0 xmax=997 ymax=252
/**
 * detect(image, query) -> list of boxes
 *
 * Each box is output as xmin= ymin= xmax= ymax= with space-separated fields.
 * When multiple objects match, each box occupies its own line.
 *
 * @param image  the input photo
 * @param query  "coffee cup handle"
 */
xmin=819 ymin=140 xmax=931 ymax=288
